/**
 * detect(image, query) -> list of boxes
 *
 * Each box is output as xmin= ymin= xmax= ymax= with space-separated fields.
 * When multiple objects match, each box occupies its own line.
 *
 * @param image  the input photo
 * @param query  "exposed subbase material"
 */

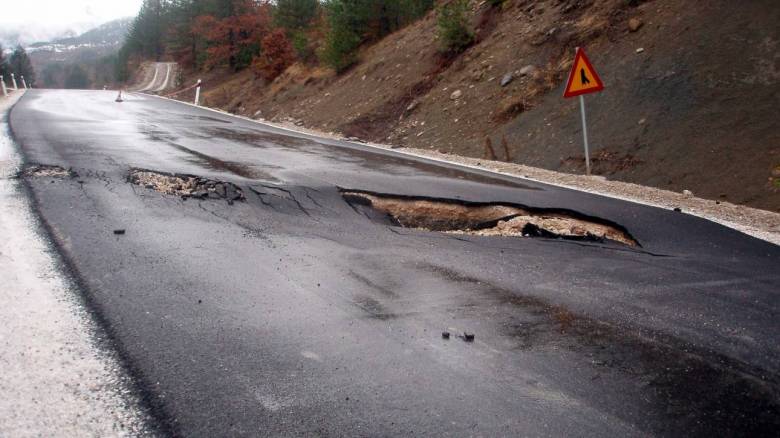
xmin=129 ymin=169 xmax=245 ymax=203
xmin=342 ymin=190 xmax=638 ymax=246
xmin=23 ymin=164 xmax=74 ymax=178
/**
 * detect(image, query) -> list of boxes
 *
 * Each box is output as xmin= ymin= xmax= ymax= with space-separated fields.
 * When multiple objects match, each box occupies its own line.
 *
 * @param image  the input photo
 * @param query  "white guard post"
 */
xmin=21 ymin=76 xmax=27 ymax=89
xmin=194 ymin=79 xmax=202 ymax=106
xmin=1 ymin=76 xmax=7 ymax=96
xmin=10 ymin=73 xmax=17 ymax=90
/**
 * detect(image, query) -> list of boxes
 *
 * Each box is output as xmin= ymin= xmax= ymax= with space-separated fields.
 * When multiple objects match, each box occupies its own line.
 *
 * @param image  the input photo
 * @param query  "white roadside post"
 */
xmin=194 ymin=79 xmax=202 ymax=106
xmin=1 ymin=76 xmax=7 ymax=96
xmin=10 ymin=73 xmax=17 ymax=90
xmin=21 ymin=75 xmax=27 ymax=89
xmin=562 ymin=47 xmax=604 ymax=176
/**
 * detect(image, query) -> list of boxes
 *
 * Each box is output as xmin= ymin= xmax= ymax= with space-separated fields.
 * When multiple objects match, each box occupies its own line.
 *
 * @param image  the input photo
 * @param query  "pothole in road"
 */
xmin=129 ymin=169 xmax=245 ymax=203
xmin=341 ymin=190 xmax=638 ymax=246
xmin=23 ymin=164 xmax=74 ymax=178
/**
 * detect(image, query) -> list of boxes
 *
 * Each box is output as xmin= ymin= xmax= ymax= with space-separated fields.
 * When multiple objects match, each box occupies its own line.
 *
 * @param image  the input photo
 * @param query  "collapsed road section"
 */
xmin=342 ymin=190 xmax=638 ymax=246
xmin=129 ymin=169 xmax=245 ymax=203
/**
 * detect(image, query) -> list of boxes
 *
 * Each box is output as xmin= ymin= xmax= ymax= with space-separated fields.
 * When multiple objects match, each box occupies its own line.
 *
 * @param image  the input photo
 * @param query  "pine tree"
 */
xmin=274 ymin=0 xmax=319 ymax=31
xmin=0 ymin=44 xmax=8 ymax=79
xmin=9 ymin=46 xmax=36 ymax=86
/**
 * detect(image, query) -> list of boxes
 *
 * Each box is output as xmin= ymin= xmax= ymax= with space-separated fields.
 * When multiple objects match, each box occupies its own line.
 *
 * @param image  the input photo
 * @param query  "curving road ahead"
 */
xmin=134 ymin=62 xmax=178 ymax=93
xmin=8 ymin=90 xmax=780 ymax=437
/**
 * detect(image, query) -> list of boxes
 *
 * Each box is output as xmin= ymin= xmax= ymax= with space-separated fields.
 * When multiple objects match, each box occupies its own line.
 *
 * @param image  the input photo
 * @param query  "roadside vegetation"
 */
xmin=0 ymin=45 xmax=36 ymax=87
xmin=117 ymin=0 xmax=441 ymax=81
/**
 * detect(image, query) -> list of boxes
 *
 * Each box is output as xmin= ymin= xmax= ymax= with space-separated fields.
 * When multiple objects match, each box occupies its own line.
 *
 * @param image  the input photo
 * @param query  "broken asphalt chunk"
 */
xmin=23 ymin=164 xmax=73 ymax=178
xmin=129 ymin=169 xmax=245 ymax=204
xmin=463 ymin=332 xmax=475 ymax=342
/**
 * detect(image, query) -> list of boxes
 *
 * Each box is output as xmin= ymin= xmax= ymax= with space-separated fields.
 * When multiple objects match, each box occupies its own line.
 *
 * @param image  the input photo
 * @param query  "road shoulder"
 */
xmin=0 ymin=90 xmax=154 ymax=436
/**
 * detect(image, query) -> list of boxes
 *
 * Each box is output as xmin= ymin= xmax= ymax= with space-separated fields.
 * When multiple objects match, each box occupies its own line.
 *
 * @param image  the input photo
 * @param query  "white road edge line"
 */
xmin=138 ymin=92 xmax=779 ymax=246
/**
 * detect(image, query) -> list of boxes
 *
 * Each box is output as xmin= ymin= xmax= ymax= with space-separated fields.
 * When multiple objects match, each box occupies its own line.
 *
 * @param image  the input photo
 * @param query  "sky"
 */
xmin=0 ymin=0 xmax=142 ymax=46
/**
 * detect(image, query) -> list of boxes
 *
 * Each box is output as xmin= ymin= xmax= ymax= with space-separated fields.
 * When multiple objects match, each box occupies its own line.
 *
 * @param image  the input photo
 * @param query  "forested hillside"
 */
xmin=118 ymin=0 xmax=437 ymax=81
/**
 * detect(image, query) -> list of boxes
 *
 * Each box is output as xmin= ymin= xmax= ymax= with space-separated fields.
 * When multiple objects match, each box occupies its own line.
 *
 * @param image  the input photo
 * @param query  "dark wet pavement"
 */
xmin=10 ymin=90 xmax=780 ymax=436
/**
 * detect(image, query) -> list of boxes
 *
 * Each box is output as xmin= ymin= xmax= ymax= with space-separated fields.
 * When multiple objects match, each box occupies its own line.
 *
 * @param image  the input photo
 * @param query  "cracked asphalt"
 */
xmin=9 ymin=90 xmax=780 ymax=436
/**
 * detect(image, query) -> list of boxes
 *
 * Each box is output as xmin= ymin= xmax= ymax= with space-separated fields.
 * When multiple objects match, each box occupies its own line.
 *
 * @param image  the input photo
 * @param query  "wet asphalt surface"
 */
xmin=9 ymin=90 xmax=780 ymax=436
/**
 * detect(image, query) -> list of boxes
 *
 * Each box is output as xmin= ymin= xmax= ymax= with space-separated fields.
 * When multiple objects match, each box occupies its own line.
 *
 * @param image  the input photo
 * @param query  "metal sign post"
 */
xmin=563 ymin=47 xmax=604 ymax=176
xmin=579 ymin=95 xmax=591 ymax=175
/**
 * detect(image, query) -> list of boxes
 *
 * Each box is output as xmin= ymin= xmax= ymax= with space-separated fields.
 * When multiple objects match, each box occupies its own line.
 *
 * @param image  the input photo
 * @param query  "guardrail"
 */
xmin=163 ymin=79 xmax=202 ymax=106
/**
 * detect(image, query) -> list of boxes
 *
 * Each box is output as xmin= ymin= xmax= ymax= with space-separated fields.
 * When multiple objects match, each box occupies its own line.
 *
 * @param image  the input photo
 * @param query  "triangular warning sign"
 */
xmin=563 ymin=47 xmax=604 ymax=98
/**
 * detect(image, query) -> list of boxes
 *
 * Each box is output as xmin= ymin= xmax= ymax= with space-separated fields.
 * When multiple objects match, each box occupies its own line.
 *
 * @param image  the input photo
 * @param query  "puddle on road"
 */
xmin=342 ymin=190 xmax=638 ymax=246
xmin=129 ymin=169 xmax=245 ymax=203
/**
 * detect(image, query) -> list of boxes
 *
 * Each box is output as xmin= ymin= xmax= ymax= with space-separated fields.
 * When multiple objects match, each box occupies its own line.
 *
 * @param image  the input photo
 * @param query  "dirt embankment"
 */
xmin=185 ymin=0 xmax=780 ymax=212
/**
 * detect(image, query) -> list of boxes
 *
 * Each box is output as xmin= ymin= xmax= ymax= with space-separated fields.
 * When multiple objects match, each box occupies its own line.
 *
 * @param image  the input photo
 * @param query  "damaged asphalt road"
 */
xmin=9 ymin=90 xmax=780 ymax=436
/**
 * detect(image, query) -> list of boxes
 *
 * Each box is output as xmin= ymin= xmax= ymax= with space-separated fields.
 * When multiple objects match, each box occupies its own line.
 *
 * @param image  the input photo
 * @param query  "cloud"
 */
xmin=0 ymin=0 xmax=141 ymax=47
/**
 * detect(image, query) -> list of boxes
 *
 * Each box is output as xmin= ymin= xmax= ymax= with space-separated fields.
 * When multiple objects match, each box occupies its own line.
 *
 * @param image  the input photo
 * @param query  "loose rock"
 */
xmin=628 ymin=18 xmax=643 ymax=32
xmin=518 ymin=65 xmax=536 ymax=76
xmin=500 ymin=73 xmax=514 ymax=87
xmin=450 ymin=90 xmax=463 ymax=100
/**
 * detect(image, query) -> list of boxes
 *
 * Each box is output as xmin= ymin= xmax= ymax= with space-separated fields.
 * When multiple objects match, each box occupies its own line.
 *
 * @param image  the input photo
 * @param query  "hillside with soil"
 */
xmin=180 ymin=0 xmax=779 ymax=212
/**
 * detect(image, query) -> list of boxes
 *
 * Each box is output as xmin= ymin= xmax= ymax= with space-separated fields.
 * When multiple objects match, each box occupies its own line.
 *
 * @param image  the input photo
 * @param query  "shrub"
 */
xmin=437 ymin=0 xmax=474 ymax=54
xmin=320 ymin=0 xmax=436 ymax=72
xmin=319 ymin=24 xmax=361 ymax=72
xmin=256 ymin=29 xmax=296 ymax=81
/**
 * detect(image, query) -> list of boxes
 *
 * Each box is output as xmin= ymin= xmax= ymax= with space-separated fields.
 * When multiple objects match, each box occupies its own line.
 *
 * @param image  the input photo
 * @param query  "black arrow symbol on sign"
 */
xmin=580 ymin=68 xmax=590 ymax=85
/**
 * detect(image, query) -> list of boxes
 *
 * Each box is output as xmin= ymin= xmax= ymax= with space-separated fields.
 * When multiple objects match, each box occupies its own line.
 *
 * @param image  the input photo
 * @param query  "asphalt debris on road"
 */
xmin=342 ymin=190 xmax=638 ymax=246
xmin=22 ymin=164 xmax=74 ymax=178
xmin=129 ymin=168 xmax=245 ymax=203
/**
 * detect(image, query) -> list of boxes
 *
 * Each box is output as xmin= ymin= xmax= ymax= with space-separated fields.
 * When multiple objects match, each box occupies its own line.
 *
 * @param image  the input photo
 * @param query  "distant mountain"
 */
xmin=28 ymin=18 xmax=132 ymax=54
xmin=27 ymin=18 xmax=133 ymax=89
